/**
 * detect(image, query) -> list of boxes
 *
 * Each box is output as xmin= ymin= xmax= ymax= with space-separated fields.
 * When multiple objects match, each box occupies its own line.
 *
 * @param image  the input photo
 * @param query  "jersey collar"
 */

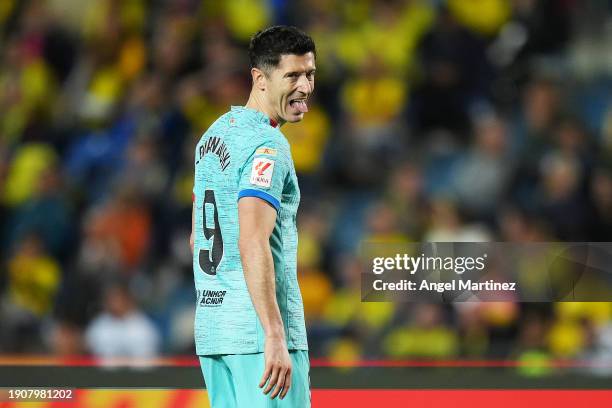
xmin=232 ymin=106 xmax=279 ymax=129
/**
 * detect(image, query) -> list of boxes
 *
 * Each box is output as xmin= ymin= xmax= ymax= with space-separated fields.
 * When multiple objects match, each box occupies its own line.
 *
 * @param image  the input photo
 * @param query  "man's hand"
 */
xmin=259 ymin=336 xmax=292 ymax=399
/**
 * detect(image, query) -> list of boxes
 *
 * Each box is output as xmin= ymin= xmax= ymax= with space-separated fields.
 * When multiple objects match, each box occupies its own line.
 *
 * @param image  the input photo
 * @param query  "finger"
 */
xmin=263 ymin=366 xmax=280 ymax=395
xmin=279 ymin=369 xmax=292 ymax=400
xmin=270 ymin=369 xmax=287 ymax=399
xmin=263 ymin=366 xmax=279 ymax=394
xmin=259 ymin=364 xmax=272 ymax=388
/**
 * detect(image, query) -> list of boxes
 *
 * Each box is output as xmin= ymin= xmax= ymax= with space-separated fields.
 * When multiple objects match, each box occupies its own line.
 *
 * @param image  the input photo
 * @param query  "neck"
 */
xmin=245 ymin=91 xmax=285 ymax=127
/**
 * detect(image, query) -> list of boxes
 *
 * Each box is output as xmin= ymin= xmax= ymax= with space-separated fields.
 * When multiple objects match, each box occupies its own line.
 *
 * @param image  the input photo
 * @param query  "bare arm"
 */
xmin=239 ymin=198 xmax=283 ymax=337
xmin=238 ymin=197 xmax=291 ymax=399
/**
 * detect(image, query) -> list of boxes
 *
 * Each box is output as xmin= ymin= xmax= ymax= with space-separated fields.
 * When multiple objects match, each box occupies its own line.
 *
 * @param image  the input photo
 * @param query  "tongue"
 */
xmin=293 ymin=100 xmax=308 ymax=113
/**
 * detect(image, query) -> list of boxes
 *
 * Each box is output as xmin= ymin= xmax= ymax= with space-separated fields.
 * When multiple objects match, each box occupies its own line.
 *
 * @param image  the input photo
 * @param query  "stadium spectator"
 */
xmin=85 ymin=282 xmax=160 ymax=359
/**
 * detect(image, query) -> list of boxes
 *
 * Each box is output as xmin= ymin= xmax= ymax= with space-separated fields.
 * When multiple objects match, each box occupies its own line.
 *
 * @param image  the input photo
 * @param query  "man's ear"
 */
xmin=251 ymin=67 xmax=267 ymax=91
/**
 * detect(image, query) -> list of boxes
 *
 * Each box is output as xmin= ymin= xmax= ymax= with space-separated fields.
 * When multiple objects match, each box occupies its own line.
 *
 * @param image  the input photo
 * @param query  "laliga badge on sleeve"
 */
xmin=250 ymin=157 xmax=275 ymax=188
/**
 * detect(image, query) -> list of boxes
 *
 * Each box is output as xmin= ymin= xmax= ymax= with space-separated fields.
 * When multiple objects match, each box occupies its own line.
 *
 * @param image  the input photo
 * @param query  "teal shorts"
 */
xmin=199 ymin=350 xmax=311 ymax=408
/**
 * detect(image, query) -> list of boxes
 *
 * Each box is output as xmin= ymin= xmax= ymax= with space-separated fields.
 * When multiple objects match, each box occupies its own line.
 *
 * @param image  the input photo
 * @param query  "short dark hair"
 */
xmin=248 ymin=26 xmax=315 ymax=72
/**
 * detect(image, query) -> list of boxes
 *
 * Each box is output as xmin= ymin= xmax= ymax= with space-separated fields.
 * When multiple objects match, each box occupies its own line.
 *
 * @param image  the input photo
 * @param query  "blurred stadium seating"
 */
xmin=0 ymin=0 xmax=611 ymax=381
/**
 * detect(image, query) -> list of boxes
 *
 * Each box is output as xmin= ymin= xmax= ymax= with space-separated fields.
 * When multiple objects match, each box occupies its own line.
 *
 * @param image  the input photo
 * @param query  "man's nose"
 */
xmin=296 ymin=74 xmax=312 ymax=94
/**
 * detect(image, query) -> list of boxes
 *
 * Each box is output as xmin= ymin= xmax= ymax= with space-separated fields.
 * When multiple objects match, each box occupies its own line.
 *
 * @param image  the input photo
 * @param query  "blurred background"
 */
xmin=0 ymin=0 xmax=612 ymax=380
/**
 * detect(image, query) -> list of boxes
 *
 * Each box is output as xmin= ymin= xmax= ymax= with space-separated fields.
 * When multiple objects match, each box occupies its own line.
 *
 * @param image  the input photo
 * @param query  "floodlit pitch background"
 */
xmin=0 ymin=0 xmax=611 ymax=406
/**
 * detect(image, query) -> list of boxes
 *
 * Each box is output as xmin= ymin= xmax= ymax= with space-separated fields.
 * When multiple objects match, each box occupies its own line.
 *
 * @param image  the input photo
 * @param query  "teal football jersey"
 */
xmin=192 ymin=106 xmax=308 ymax=356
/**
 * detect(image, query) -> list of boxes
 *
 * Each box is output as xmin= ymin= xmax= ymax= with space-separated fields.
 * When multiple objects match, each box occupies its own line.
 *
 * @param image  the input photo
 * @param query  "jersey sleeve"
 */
xmin=238 ymin=142 xmax=290 ymax=211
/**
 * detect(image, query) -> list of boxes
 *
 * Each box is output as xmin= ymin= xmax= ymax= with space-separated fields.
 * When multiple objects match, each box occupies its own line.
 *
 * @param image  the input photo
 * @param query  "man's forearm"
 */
xmin=240 ymin=238 xmax=285 ymax=339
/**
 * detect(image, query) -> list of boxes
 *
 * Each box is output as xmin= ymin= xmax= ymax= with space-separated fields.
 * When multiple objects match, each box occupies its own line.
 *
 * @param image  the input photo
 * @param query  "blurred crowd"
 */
xmin=1 ymin=0 xmax=612 ymax=375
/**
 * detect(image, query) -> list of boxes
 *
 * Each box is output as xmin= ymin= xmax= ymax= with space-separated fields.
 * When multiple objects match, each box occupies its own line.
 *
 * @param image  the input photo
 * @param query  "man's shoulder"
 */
xmin=206 ymin=111 xmax=234 ymax=134
xmin=204 ymin=108 xmax=290 ymax=155
xmin=196 ymin=111 xmax=231 ymax=145
xmin=242 ymin=132 xmax=292 ymax=166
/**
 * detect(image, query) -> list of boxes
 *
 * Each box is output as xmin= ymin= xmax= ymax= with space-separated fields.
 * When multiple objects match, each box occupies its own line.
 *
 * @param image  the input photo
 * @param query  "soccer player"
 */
xmin=190 ymin=26 xmax=315 ymax=407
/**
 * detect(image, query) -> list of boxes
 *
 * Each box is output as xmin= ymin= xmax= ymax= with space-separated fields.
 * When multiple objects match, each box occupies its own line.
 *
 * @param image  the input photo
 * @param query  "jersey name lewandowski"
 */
xmin=192 ymin=106 xmax=307 ymax=355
